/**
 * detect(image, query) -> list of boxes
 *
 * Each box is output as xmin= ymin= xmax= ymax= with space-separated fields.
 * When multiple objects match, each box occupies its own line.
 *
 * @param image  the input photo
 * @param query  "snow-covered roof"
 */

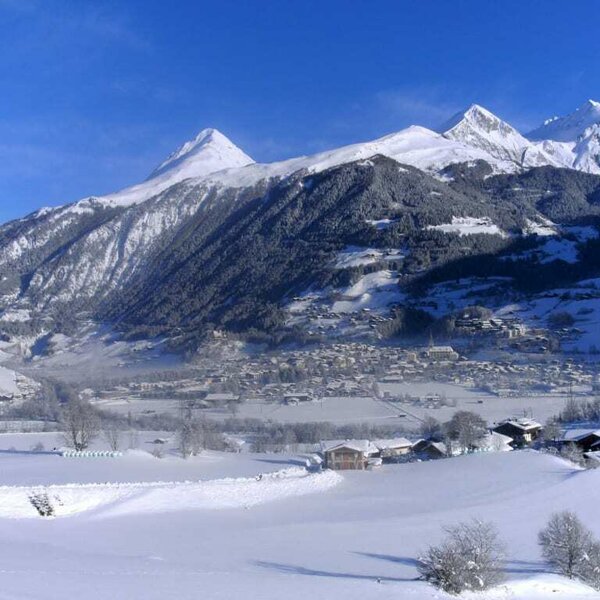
xmin=474 ymin=432 xmax=513 ymax=452
xmin=496 ymin=418 xmax=542 ymax=431
xmin=429 ymin=442 xmax=447 ymax=454
xmin=372 ymin=438 xmax=413 ymax=450
xmin=560 ymin=429 xmax=600 ymax=442
xmin=319 ymin=439 xmax=378 ymax=454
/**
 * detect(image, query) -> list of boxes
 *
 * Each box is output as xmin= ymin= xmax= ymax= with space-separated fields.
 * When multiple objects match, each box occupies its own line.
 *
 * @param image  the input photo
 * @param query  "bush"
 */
xmin=418 ymin=520 xmax=505 ymax=594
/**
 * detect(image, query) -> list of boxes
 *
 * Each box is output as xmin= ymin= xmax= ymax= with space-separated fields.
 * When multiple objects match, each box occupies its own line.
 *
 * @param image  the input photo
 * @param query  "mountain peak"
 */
xmin=527 ymin=100 xmax=600 ymax=142
xmin=437 ymin=104 xmax=504 ymax=135
xmin=149 ymin=128 xmax=254 ymax=180
xmin=96 ymin=128 xmax=254 ymax=208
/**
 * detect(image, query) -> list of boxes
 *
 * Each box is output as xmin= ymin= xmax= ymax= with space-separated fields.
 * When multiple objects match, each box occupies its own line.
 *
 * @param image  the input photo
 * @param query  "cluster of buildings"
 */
xmin=317 ymin=417 xmax=600 ymax=471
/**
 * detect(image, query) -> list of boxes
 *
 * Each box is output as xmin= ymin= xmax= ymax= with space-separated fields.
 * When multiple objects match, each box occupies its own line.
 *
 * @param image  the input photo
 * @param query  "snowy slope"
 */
xmin=0 ymin=449 xmax=597 ymax=599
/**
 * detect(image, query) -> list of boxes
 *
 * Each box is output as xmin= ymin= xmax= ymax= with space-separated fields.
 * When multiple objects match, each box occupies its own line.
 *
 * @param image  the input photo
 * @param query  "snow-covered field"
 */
xmin=377 ymin=381 xmax=573 ymax=425
xmin=0 ymin=445 xmax=597 ymax=599
xmin=91 ymin=383 xmax=572 ymax=427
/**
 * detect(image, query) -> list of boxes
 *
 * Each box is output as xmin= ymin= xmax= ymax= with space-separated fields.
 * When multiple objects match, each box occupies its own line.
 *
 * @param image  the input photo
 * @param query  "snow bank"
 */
xmin=0 ymin=467 xmax=341 ymax=519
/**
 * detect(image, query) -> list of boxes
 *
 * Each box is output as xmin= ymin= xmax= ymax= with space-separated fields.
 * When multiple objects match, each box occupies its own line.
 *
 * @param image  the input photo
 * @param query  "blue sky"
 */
xmin=1 ymin=0 xmax=599 ymax=221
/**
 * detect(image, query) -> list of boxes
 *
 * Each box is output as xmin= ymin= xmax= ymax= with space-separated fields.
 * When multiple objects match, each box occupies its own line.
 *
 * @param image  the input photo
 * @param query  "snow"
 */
xmin=440 ymin=104 xmax=562 ymax=169
xmin=332 ymin=270 xmax=403 ymax=314
xmin=148 ymin=128 xmax=254 ymax=179
xmin=0 ymin=308 xmax=31 ymax=322
xmin=524 ymin=218 xmax=557 ymax=237
xmin=199 ymin=125 xmax=517 ymax=190
xmin=508 ymin=225 xmax=597 ymax=265
xmin=0 ymin=365 xmax=19 ymax=396
xmin=427 ymin=216 xmax=507 ymax=237
xmin=319 ymin=439 xmax=377 ymax=454
xmin=365 ymin=218 xmax=398 ymax=230
xmin=95 ymin=128 xmax=254 ymax=207
xmin=0 ymin=466 xmax=341 ymax=519
xmin=528 ymin=99 xmax=600 ymax=142
xmin=334 ymin=246 xmax=404 ymax=268
xmin=526 ymin=100 xmax=600 ymax=175
xmin=535 ymin=238 xmax=580 ymax=264
xmin=0 ymin=446 xmax=598 ymax=599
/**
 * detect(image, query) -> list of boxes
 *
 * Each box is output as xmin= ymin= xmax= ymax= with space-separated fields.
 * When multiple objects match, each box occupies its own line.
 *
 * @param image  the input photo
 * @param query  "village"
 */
xmin=83 ymin=337 xmax=599 ymax=425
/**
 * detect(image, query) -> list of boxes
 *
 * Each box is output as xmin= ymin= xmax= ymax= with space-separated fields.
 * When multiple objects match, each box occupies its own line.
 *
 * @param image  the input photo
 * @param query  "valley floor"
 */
xmin=0 ymin=444 xmax=598 ymax=599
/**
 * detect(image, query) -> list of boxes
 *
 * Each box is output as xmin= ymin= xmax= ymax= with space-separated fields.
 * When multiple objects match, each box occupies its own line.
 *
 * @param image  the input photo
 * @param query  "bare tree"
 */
xmin=227 ymin=399 xmax=240 ymax=417
xmin=102 ymin=423 xmax=122 ymax=451
xmin=177 ymin=402 xmax=205 ymax=458
xmin=418 ymin=520 xmax=505 ymax=594
xmin=581 ymin=540 xmax=600 ymax=590
xmin=539 ymin=511 xmax=594 ymax=580
xmin=559 ymin=444 xmax=585 ymax=467
xmin=444 ymin=411 xmax=488 ymax=453
xmin=542 ymin=419 xmax=562 ymax=445
xmin=419 ymin=416 xmax=442 ymax=441
xmin=128 ymin=429 xmax=140 ymax=450
xmin=60 ymin=399 xmax=100 ymax=451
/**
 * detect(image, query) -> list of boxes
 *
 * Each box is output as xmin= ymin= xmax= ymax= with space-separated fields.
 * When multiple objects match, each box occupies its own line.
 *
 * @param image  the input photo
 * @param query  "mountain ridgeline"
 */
xmin=1 ymin=101 xmax=600 ymax=349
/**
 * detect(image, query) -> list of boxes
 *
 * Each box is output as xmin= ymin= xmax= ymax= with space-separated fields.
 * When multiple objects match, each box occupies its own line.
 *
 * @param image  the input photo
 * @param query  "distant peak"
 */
xmin=437 ymin=104 xmax=509 ymax=135
xmin=148 ymin=127 xmax=254 ymax=180
xmin=527 ymin=99 xmax=600 ymax=142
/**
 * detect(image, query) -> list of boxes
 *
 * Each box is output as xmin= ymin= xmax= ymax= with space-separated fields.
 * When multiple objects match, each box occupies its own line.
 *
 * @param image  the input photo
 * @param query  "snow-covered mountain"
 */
xmin=0 ymin=99 xmax=600 ymax=351
xmin=437 ymin=104 xmax=564 ymax=169
xmin=526 ymin=100 xmax=600 ymax=174
xmin=528 ymin=99 xmax=600 ymax=142
xmin=98 ymin=128 xmax=255 ymax=207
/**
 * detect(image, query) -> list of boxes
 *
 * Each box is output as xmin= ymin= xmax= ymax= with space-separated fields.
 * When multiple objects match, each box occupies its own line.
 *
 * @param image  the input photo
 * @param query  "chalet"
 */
xmin=560 ymin=429 xmax=600 ymax=453
xmin=319 ymin=439 xmax=378 ymax=470
xmin=492 ymin=418 xmax=543 ymax=446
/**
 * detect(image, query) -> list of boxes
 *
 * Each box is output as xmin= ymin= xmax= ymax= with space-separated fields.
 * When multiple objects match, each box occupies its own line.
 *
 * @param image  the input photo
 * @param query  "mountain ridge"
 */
xmin=1 ymin=100 xmax=600 ymax=352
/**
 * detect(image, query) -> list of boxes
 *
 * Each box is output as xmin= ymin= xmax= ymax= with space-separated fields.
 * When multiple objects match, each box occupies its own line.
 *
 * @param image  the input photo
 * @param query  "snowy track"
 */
xmin=0 ymin=467 xmax=342 ymax=519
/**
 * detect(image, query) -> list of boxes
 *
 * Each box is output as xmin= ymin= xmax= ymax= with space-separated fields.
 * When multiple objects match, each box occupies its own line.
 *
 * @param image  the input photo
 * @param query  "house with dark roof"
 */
xmin=560 ymin=429 xmax=600 ymax=453
xmin=492 ymin=418 xmax=542 ymax=446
